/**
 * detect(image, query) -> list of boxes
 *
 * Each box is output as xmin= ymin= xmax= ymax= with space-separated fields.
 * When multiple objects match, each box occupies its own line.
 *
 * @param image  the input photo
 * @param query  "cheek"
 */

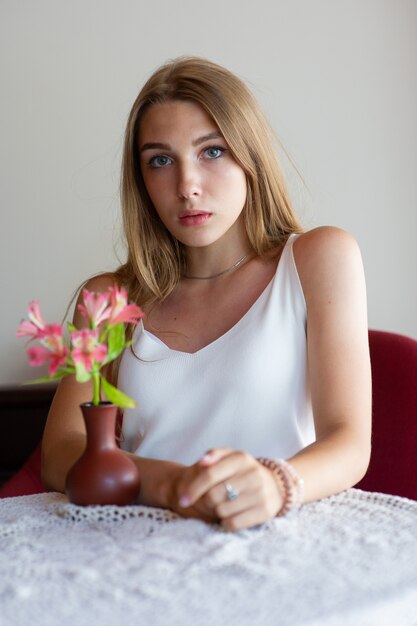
xmin=141 ymin=173 xmax=167 ymax=209
xmin=226 ymin=168 xmax=247 ymax=208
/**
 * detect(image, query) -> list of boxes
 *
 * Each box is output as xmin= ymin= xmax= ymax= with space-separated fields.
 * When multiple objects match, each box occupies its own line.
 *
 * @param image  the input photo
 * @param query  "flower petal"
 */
xmin=107 ymin=286 xmax=144 ymax=326
xmin=78 ymin=289 xmax=111 ymax=327
xmin=27 ymin=345 xmax=50 ymax=367
xmin=16 ymin=320 xmax=42 ymax=339
xmin=110 ymin=304 xmax=144 ymax=325
xmin=70 ymin=328 xmax=106 ymax=372
xmin=27 ymin=301 xmax=46 ymax=330
xmin=91 ymin=344 xmax=108 ymax=364
xmin=48 ymin=351 xmax=68 ymax=376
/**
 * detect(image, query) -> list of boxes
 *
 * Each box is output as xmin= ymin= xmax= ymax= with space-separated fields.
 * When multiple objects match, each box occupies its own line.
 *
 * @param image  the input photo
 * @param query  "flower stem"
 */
xmin=92 ymin=370 xmax=100 ymax=405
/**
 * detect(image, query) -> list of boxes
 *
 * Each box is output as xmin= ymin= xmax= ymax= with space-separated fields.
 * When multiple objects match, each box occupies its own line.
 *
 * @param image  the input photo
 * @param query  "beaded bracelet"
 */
xmin=257 ymin=457 xmax=304 ymax=517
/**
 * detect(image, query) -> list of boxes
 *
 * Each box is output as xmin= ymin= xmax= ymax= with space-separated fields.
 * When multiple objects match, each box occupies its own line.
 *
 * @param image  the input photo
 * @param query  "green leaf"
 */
xmin=105 ymin=323 xmax=126 ymax=362
xmin=67 ymin=322 xmax=78 ymax=333
xmin=100 ymin=374 xmax=137 ymax=408
xmin=75 ymin=362 xmax=91 ymax=383
xmin=22 ymin=371 xmax=68 ymax=385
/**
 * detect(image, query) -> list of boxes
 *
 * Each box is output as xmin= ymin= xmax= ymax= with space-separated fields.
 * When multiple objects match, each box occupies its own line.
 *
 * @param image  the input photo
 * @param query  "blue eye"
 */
xmin=204 ymin=146 xmax=225 ymax=159
xmin=149 ymin=155 xmax=172 ymax=168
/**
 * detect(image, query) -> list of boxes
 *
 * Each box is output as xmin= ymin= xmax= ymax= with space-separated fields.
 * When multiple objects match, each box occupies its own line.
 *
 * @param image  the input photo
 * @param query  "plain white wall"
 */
xmin=1 ymin=0 xmax=416 ymax=385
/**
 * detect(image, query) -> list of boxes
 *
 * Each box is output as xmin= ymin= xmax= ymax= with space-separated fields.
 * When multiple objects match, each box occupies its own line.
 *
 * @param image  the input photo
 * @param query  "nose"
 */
xmin=177 ymin=160 xmax=202 ymax=200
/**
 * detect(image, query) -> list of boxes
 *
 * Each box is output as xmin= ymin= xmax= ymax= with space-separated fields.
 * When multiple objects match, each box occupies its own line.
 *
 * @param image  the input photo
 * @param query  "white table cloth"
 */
xmin=1 ymin=489 xmax=417 ymax=626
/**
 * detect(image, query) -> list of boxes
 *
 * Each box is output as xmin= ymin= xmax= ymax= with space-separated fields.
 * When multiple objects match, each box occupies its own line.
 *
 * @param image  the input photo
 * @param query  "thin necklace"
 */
xmin=182 ymin=253 xmax=250 ymax=280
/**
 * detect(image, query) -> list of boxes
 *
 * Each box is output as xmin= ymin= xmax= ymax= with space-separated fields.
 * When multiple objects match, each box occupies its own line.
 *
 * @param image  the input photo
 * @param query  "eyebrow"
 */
xmin=192 ymin=131 xmax=223 ymax=146
xmin=139 ymin=131 xmax=224 ymax=154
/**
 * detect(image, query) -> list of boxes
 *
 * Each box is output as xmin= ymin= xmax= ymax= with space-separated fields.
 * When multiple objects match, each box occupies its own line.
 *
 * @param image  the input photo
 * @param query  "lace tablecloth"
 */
xmin=1 ymin=489 xmax=417 ymax=626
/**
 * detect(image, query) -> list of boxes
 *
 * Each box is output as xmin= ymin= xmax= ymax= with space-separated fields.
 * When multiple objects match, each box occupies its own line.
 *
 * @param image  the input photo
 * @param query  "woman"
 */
xmin=42 ymin=57 xmax=372 ymax=531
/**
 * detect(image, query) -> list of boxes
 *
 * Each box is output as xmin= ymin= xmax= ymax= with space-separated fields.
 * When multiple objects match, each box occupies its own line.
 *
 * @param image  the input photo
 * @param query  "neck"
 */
xmin=182 ymin=252 xmax=251 ymax=280
xmin=183 ymin=219 xmax=252 ymax=280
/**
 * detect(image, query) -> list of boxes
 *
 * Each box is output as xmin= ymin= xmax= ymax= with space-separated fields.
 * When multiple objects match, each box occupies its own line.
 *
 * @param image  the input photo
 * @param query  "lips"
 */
xmin=179 ymin=210 xmax=212 ymax=226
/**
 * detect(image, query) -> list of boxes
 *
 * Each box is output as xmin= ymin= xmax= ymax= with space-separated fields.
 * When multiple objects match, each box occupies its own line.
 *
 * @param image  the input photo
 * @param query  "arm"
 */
xmin=288 ymin=226 xmax=372 ymax=501
xmin=173 ymin=227 xmax=372 ymax=528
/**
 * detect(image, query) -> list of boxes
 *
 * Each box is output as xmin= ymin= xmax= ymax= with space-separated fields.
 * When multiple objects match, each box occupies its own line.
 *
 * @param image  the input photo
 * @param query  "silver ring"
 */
xmin=225 ymin=482 xmax=240 ymax=501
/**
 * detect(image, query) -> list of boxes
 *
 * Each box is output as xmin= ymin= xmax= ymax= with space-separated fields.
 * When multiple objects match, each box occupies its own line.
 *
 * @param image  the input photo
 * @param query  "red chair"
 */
xmin=0 ymin=444 xmax=44 ymax=498
xmin=0 ymin=383 xmax=53 ymax=498
xmin=356 ymin=329 xmax=417 ymax=499
xmin=1 ymin=330 xmax=416 ymax=500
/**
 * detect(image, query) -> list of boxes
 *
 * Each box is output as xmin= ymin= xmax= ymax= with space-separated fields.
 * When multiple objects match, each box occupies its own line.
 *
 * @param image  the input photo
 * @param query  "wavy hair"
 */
xmin=114 ymin=56 xmax=302 ymax=308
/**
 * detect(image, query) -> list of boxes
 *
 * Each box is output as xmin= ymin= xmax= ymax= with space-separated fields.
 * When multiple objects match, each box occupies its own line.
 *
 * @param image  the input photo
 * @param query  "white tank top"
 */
xmin=119 ymin=234 xmax=315 ymax=464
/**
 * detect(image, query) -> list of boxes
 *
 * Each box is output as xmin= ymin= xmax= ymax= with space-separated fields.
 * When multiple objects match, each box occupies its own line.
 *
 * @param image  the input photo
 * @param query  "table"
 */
xmin=1 ymin=489 xmax=417 ymax=626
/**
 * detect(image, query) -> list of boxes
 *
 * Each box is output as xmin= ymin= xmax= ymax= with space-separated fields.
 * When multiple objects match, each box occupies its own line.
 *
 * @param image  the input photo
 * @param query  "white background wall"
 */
xmin=1 ymin=0 xmax=416 ymax=385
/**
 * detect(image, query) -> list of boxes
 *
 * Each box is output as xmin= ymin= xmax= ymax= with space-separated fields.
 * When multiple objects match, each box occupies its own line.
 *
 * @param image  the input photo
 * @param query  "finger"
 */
xmin=178 ymin=451 xmax=255 ymax=508
xmin=170 ymin=469 xmax=218 ymax=520
xmin=214 ymin=485 xmax=259 ymax=519
xmin=221 ymin=504 xmax=277 ymax=532
xmin=203 ymin=467 xmax=258 ymax=509
xmin=176 ymin=504 xmax=217 ymax=523
xmin=217 ymin=486 xmax=281 ymax=522
xmin=176 ymin=449 xmax=233 ymax=507
xmin=204 ymin=466 xmax=283 ymax=520
xmin=198 ymin=447 xmax=234 ymax=467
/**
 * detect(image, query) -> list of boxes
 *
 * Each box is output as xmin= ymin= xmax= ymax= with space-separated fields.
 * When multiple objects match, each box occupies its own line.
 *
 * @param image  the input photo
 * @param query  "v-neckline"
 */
xmin=139 ymin=236 xmax=294 ymax=357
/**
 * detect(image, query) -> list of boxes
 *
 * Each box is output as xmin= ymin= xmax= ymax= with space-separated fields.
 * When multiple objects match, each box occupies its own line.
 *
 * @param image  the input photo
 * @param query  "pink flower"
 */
xmin=39 ymin=324 xmax=68 ymax=375
xmin=77 ymin=289 xmax=111 ymax=328
xmin=27 ymin=301 xmax=47 ymax=330
xmin=107 ymin=286 xmax=144 ymax=326
xmin=27 ymin=343 xmax=68 ymax=376
xmin=27 ymin=345 xmax=50 ymax=367
xmin=71 ymin=328 xmax=108 ymax=372
xmin=41 ymin=323 xmax=66 ymax=351
xmin=16 ymin=301 xmax=47 ymax=340
xmin=16 ymin=320 xmax=43 ymax=340
xmin=18 ymin=289 xmax=143 ymax=407
xmin=17 ymin=309 xmax=69 ymax=376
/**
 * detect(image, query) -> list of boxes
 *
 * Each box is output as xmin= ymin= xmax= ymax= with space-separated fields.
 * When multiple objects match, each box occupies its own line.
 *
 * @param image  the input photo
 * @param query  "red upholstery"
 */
xmin=1 ymin=330 xmax=416 ymax=500
xmin=356 ymin=330 xmax=417 ymax=499
xmin=0 ymin=443 xmax=44 ymax=498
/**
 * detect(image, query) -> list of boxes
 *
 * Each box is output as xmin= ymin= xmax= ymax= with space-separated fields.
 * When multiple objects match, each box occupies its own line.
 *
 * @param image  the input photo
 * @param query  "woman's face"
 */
xmin=138 ymin=100 xmax=247 ymax=249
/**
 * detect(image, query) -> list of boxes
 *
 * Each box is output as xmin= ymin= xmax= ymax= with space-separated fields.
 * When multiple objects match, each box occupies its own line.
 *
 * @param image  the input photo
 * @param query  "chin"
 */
xmin=174 ymin=229 xmax=223 ymax=248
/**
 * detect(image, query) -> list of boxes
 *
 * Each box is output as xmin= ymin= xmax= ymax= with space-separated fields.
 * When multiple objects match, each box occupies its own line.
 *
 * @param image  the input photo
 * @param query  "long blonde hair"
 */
xmin=114 ymin=56 xmax=302 ymax=308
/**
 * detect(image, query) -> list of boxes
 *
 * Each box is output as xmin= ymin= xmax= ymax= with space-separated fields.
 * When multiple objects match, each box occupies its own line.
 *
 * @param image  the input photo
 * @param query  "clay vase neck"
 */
xmin=65 ymin=402 xmax=141 ymax=506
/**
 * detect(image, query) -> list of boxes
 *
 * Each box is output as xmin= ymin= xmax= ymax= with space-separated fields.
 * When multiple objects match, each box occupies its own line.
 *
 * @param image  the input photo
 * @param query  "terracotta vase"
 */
xmin=65 ymin=402 xmax=141 ymax=506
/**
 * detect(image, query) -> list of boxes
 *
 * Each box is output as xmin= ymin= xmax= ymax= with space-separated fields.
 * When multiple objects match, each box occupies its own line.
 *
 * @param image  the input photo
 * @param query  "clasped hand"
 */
xmin=170 ymin=448 xmax=283 ymax=531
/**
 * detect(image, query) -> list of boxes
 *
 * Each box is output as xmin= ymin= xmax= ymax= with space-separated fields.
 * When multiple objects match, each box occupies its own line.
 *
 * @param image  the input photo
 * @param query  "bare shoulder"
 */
xmin=292 ymin=226 xmax=365 ymax=305
xmin=81 ymin=272 xmax=119 ymax=294
xmin=293 ymin=226 xmax=361 ymax=266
